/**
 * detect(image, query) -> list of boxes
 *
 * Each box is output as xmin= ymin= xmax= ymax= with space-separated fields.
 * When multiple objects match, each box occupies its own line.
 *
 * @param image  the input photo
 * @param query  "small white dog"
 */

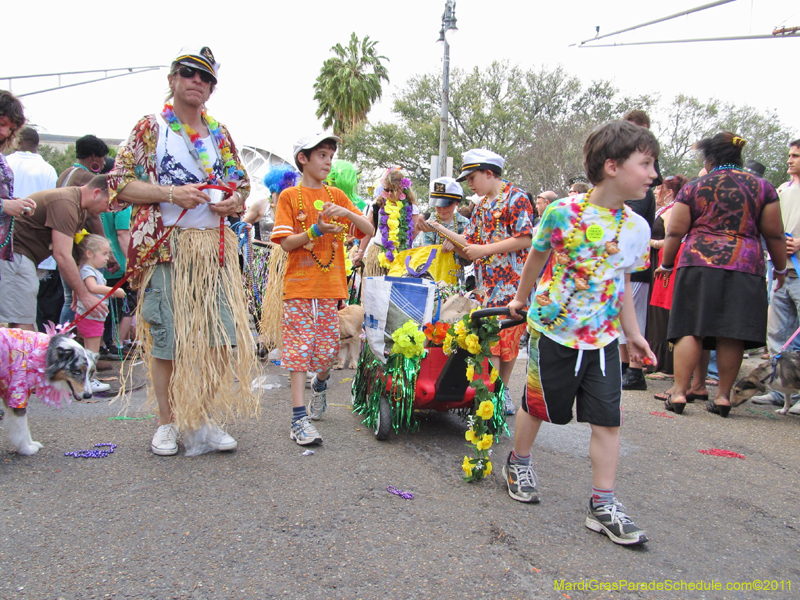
xmin=1 ymin=329 xmax=97 ymax=455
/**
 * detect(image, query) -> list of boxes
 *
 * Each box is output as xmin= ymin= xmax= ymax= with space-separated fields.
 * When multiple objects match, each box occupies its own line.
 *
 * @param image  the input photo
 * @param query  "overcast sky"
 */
xmin=5 ymin=0 xmax=798 ymax=164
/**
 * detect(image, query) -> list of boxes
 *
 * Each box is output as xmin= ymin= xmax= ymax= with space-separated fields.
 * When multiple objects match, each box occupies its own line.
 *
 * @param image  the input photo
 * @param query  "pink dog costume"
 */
xmin=0 ymin=328 xmax=71 ymax=409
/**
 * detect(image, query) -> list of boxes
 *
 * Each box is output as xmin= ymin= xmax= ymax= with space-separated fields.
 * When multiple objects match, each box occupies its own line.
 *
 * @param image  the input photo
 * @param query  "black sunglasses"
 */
xmin=178 ymin=66 xmax=215 ymax=85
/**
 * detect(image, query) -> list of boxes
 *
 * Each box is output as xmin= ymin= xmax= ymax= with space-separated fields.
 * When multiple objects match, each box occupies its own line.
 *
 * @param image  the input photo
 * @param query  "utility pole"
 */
xmin=437 ymin=0 xmax=458 ymax=178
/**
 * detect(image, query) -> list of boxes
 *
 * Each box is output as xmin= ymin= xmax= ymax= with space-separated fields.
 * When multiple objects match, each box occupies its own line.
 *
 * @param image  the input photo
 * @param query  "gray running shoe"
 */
xmin=308 ymin=375 xmax=327 ymax=420
xmin=750 ymin=393 xmax=783 ymax=406
xmin=290 ymin=416 xmax=322 ymax=446
xmin=503 ymin=388 xmax=516 ymax=415
xmin=502 ymin=452 xmax=539 ymax=503
xmin=585 ymin=499 xmax=649 ymax=545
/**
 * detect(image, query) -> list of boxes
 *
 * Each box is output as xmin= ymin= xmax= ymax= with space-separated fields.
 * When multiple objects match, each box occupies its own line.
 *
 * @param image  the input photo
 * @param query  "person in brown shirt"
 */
xmin=0 ymin=175 xmax=112 ymax=330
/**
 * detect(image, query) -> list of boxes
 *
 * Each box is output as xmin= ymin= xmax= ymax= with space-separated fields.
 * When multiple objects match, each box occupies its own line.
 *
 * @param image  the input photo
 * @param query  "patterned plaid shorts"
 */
xmin=281 ymin=298 xmax=340 ymax=372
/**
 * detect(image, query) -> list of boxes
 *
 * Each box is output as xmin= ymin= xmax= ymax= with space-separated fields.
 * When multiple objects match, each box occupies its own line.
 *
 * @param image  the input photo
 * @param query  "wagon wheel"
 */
xmin=375 ymin=395 xmax=392 ymax=441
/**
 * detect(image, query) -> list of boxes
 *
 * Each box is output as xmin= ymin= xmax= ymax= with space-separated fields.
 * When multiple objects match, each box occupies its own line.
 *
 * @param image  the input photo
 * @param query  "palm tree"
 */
xmin=313 ymin=33 xmax=390 ymax=138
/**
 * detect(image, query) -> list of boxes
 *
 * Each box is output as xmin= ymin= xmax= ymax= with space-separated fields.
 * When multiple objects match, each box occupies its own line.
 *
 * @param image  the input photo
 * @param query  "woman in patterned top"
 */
xmin=658 ymin=132 xmax=787 ymax=417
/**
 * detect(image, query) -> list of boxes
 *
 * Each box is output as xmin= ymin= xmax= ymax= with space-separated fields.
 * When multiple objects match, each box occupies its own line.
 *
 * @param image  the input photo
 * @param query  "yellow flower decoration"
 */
xmin=484 ymin=460 xmax=492 ymax=476
xmin=391 ymin=320 xmax=426 ymax=359
xmin=476 ymin=433 xmax=493 ymax=451
xmin=462 ymin=456 xmax=473 ymax=476
xmin=442 ymin=334 xmax=454 ymax=355
xmin=465 ymin=429 xmax=477 ymax=443
xmin=465 ymin=333 xmax=481 ymax=354
xmin=475 ymin=400 xmax=494 ymax=420
xmin=466 ymin=364 xmax=475 ymax=381
xmin=489 ymin=368 xmax=499 ymax=384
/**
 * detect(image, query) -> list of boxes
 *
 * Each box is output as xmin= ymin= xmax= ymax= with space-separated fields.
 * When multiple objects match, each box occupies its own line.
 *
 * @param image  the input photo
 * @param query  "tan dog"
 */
xmin=335 ymin=305 xmax=364 ymax=369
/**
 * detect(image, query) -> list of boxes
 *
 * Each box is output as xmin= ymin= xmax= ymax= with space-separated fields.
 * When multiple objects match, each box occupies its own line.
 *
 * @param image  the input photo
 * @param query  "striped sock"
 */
xmin=591 ymin=487 xmax=614 ymax=508
xmin=292 ymin=406 xmax=307 ymax=423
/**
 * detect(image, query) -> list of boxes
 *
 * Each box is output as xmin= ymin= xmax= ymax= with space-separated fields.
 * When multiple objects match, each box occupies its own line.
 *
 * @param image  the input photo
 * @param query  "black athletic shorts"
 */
xmin=522 ymin=329 xmax=623 ymax=427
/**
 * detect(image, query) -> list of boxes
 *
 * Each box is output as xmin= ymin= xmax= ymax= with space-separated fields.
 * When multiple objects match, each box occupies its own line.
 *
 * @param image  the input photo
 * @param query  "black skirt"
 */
xmin=667 ymin=266 xmax=767 ymax=350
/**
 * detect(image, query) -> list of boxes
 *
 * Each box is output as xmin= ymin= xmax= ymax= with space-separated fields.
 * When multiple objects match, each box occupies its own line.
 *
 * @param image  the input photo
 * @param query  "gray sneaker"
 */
xmin=290 ymin=416 xmax=322 ymax=446
xmin=585 ymin=499 xmax=649 ymax=545
xmin=308 ymin=375 xmax=327 ymax=420
xmin=502 ymin=452 xmax=539 ymax=503
xmin=503 ymin=388 xmax=516 ymax=415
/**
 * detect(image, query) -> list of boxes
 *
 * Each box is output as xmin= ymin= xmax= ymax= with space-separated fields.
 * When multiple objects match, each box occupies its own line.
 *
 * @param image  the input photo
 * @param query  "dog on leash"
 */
xmin=334 ymin=304 xmax=364 ymax=369
xmin=1 ymin=328 xmax=97 ymax=455
xmin=731 ymin=351 xmax=800 ymax=414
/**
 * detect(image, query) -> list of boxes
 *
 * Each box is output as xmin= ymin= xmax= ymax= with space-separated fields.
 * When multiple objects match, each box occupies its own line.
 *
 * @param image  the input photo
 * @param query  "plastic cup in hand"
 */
xmin=206 ymin=188 xmax=227 ymax=205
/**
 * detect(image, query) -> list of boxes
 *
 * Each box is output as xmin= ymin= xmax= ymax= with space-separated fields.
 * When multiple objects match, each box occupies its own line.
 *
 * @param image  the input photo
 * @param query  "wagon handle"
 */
xmin=470 ymin=307 xmax=528 ymax=331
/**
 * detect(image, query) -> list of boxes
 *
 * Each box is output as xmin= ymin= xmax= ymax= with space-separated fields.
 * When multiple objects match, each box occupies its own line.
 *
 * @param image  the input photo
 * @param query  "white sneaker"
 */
xmin=151 ymin=424 xmax=179 ymax=456
xmin=788 ymin=402 xmax=800 ymax=415
xmin=751 ymin=393 xmax=782 ymax=406
xmin=204 ymin=422 xmax=238 ymax=451
xmin=90 ymin=379 xmax=110 ymax=393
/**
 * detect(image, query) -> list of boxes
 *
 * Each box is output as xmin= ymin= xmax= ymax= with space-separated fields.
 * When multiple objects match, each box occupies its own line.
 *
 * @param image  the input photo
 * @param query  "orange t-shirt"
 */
xmin=271 ymin=185 xmax=366 ymax=300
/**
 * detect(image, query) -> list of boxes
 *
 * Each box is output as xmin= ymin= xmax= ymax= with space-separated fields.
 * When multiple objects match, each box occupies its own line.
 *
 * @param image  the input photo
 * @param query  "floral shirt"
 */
xmin=415 ymin=212 xmax=470 ymax=247
xmin=107 ymin=113 xmax=250 ymax=288
xmin=676 ymin=169 xmax=778 ymax=276
xmin=528 ymin=195 xmax=650 ymax=350
xmin=464 ymin=181 xmax=533 ymax=307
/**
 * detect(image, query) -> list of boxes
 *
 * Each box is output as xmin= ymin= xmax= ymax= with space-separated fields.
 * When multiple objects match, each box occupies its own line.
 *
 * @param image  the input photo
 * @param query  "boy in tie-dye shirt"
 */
xmin=503 ymin=120 xmax=658 ymax=547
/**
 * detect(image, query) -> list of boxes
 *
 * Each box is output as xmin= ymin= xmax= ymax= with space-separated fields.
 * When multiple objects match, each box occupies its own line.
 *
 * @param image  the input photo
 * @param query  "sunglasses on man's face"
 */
xmin=178 ymin=66 xmax=215 ymax=85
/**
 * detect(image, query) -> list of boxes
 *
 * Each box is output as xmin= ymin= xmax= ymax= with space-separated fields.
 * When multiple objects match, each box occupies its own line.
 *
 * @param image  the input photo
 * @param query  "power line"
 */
xmin=1 ymin=66 xmax=167 ymax=97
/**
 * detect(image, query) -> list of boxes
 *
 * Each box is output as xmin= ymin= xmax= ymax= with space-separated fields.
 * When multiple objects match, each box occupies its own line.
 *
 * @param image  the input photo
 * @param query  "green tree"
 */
xmin=39 ymin=144 xmax=77 ymax=176
xmin=313 ymin=33 xmax=390 ymax=138
xmin=654 ymin=96 xmax=794 ymax=188
xmin=342 ymin=61 xmax=654 ymax=200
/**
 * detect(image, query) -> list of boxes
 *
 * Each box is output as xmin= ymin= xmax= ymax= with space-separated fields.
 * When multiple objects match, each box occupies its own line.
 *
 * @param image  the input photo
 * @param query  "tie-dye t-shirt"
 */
xmin=528 ymin=195 xmax=650 ymax=350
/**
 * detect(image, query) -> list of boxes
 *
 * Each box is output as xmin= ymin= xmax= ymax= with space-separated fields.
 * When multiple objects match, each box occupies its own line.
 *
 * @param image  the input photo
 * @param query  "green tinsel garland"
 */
xmin=351 ymin=342 xmax=421 ymax=433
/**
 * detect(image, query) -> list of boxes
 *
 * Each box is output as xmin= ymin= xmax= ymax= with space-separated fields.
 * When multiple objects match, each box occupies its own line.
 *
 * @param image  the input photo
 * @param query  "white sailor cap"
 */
xmin=456 ymin=149 xmax=505 ymax=182
xmin=429 ymin=177 xmax=464 ymax=207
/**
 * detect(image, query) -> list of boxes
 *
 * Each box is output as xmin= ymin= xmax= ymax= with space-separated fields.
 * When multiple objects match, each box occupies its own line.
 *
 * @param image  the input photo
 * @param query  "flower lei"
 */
xmin=378 ymin=199 xmax=414 ymax=268
xmin=161 ymin=103 xmax=245 ymax=185
xmin=443 ymin=310 xmax=505 ymax=482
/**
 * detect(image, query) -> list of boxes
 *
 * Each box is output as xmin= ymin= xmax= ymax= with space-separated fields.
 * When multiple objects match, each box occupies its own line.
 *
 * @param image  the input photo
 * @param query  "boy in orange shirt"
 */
xmin=271 ymin=134 xmax=374 ymax=445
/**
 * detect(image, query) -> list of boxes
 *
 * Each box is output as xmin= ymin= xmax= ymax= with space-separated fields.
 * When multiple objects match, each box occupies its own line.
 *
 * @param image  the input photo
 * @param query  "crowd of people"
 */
xmin=1 ymin=44 xmax=798 ymax=548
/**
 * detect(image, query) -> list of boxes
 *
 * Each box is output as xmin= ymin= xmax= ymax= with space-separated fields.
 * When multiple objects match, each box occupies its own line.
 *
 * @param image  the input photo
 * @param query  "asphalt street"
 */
xmin=1 ymin=352 xmax=798 ymax=600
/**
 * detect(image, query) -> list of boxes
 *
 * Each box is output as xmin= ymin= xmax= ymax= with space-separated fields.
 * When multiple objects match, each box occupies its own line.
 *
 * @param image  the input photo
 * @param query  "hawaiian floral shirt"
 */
xmin=464 ymin=181 xmax=534 ymax=307
xmin=107 ymin=114 xmax=249 ymax=288
xmin=415 ymin=212 xmax=470 ymax=247
xmin=528 ymin=195 xmax=650 ymax=350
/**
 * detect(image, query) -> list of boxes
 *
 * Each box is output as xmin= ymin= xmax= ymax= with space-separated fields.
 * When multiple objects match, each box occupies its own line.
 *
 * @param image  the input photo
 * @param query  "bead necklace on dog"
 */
xmin=535 ymin=188 xmax=626 ymax=329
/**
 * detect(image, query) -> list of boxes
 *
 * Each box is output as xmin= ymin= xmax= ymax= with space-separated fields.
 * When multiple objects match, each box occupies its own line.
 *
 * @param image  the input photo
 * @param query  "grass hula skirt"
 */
xmin=362 ymin=243 xmax=386 ymax=278
xmin=258 ymin=243 xmax=288 ymax=351
xmin=122 ymin=228 xmax=259 ymax=431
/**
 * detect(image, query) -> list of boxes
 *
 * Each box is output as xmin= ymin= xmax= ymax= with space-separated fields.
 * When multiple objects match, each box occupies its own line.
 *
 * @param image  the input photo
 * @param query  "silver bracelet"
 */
xmin=168 ymin=185 xmax=175 ymax=205
xmin=660 ymin=264 xmax=674 ymax=272
xmin=774 ymin=266 xmax=788 ymax=276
